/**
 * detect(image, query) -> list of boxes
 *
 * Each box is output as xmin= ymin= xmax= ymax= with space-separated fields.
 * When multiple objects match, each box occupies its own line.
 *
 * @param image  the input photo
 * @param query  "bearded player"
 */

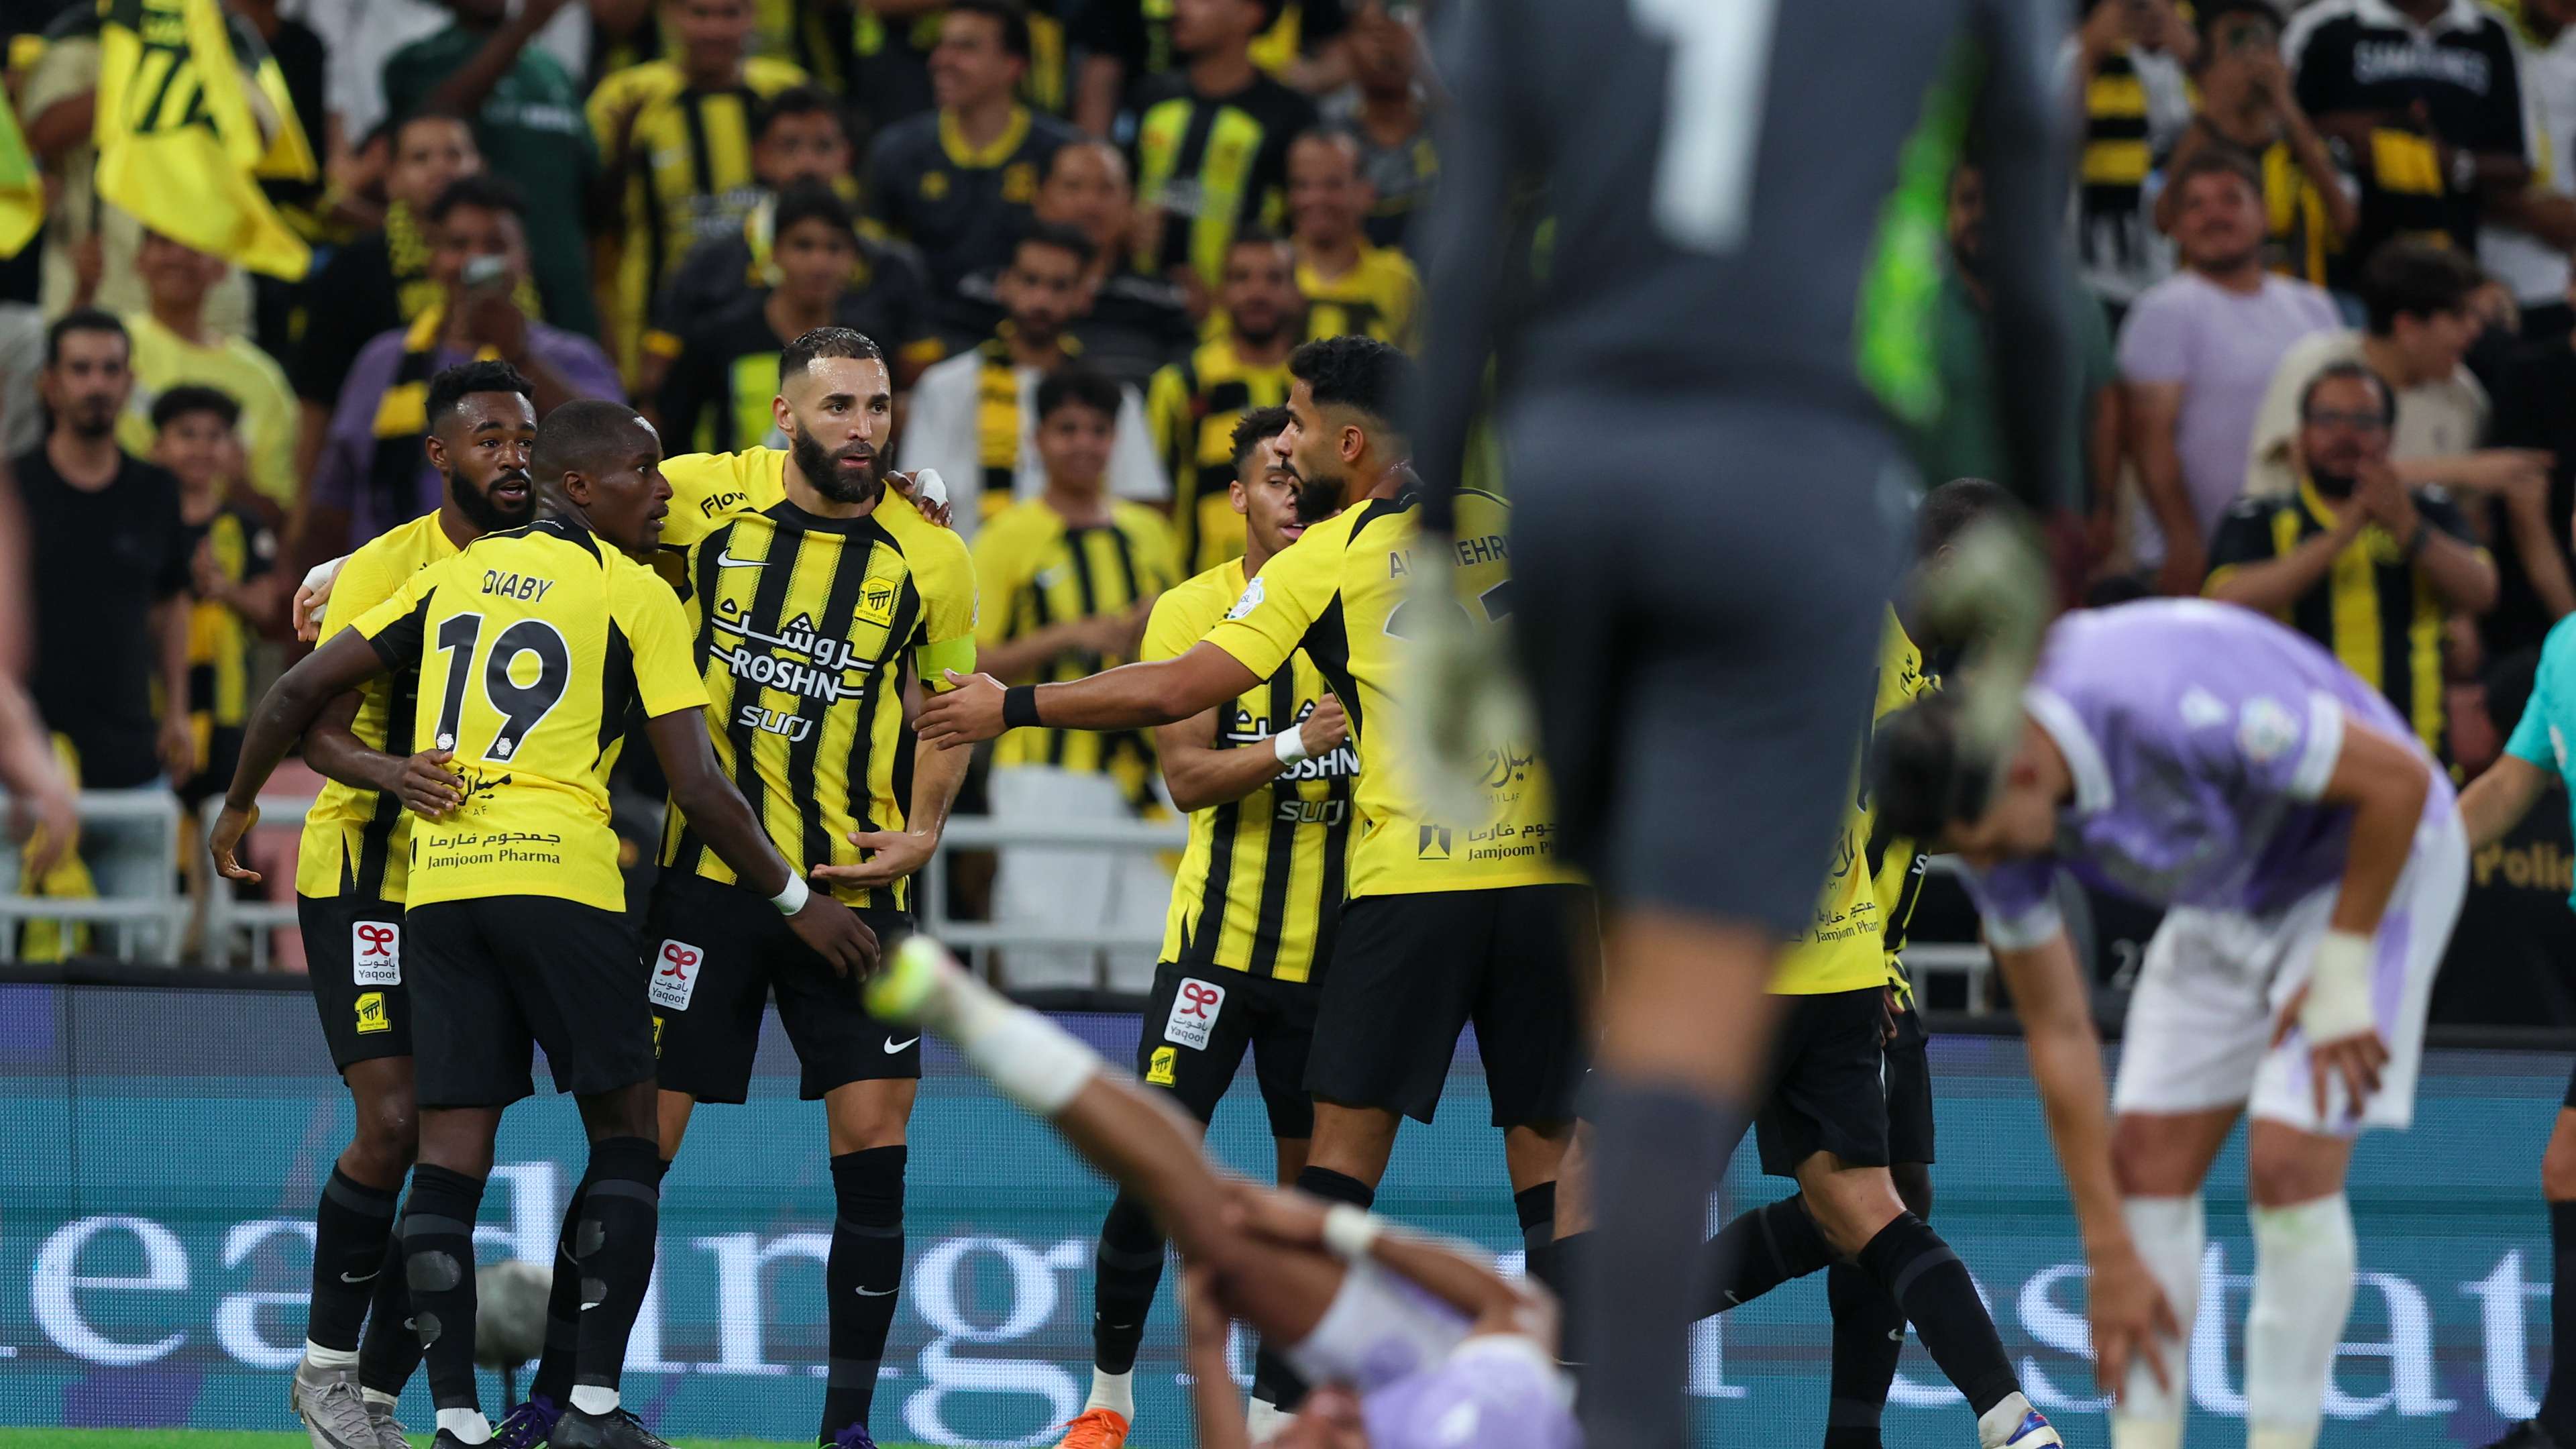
xmin=286 ymin=360 xmax=538 ymax=1449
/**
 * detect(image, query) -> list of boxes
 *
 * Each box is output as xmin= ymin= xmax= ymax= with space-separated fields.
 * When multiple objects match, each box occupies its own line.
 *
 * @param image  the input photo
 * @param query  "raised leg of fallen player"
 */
xmin=868 ymin=937 xmax=1579 ymax=1449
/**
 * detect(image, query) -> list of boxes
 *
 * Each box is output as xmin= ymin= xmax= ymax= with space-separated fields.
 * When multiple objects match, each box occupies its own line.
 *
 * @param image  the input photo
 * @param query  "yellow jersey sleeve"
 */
xmin=610 ymin=562 xmax=716 ymax=719
xmin=1142 ymin=566 xmax=1229 ymax=665
xmin=1202 ymin=512 xmax=1344 ymax=680
xmin=660 ymin=448 xmax=788 ymax=551
xmin=350 ymin=561 xmax=445 ymax=667
xmin=894 ymin=509 xmax=979 ymax=684
xmin=319 ymin=537 xmax=421 ymax=643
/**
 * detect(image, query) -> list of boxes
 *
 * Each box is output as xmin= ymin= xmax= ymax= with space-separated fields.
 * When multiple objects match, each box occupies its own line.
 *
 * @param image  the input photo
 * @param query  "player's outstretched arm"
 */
xmin=644 ymin=706 xmax=880 ymax=975
xmin=1989 ymin=928 xmax=2180 ymax=1402
xmin=301 ymin=688 xmax=465 ymax=818
xmin=2462 ymin=754 xmax=2551 ymax=850
xmin=1158 ymin=693 xmax=1346 ymax=813
xmin=211 ymin=631 xmax=397 ymax=882
xmin=914 ymin=641 xmax=1262 ymax=749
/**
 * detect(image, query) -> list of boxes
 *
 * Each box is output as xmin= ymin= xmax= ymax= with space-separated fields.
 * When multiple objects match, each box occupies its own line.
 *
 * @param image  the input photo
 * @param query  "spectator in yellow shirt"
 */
xmin=119 ymin=233 xmax=301 ymax=515
xmin=1285 ymin=128 xmax=1418 ymax=349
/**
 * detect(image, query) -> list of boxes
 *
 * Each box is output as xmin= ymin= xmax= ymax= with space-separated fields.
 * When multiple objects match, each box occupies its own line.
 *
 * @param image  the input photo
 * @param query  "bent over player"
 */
xmin=1059 ymin=406 xmax=1356 ymax=1449
xmin=213 ymin=400 xmax=875 ymax=1449
xmin=1874 ymin=600 xmax=2469 ymax=1449
xmin=869 ymin=936 xmax=1579 ymax=1449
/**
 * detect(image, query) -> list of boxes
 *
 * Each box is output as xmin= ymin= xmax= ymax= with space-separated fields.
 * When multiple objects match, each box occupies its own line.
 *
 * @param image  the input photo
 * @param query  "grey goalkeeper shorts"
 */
xmin=1504 ymin=391 xmax=1909 ymax=938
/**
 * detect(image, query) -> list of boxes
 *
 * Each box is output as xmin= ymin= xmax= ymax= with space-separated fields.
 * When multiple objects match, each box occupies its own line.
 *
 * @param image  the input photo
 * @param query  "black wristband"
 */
xmin=1003 ymin=684 xmax=1042 ymax=729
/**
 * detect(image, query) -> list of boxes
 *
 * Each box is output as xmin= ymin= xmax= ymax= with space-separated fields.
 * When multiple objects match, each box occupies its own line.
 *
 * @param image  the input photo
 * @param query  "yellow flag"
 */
xmin=0 ymin=90 xmax=43 ymax=259
xmin=92 ymin=0 xmax=316 ymax=279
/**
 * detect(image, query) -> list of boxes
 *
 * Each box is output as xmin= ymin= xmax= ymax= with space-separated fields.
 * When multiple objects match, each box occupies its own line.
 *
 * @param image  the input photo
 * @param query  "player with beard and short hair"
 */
xmin=284 ymin=358 xmax=539 ymax=1449
xmin=498 ymin=327 xmax=977 ymax=1449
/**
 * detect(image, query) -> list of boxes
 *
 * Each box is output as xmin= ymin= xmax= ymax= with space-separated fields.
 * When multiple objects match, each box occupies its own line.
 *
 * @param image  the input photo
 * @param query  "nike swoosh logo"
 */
xmin=341 ymin=1270 xmax=379 ymax=1284
xmin=857 ymin=1285 xmax=898 ymax=1297
xmin=1886 ymin=1328 xmax=1904 ymax=1343
xmin=714 ymin=549 xmax=763 ymax=569
xmin=883 ymin=1036 xmax=919 ymax=1053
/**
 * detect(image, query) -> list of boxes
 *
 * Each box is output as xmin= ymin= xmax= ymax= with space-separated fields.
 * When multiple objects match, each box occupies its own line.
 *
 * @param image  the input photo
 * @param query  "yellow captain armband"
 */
xmin=918 ymin=637 xmax=977 ymax=684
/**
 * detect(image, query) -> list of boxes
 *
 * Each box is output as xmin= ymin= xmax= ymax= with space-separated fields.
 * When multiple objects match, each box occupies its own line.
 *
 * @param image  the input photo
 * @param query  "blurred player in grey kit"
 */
xmin=1407 ymin=3 xmax=2090 ymax=1445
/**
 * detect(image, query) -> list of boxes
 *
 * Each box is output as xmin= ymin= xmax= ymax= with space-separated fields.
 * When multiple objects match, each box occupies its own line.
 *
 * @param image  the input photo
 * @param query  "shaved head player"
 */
xmin=1406 ymin=2 xmax=2092 ymax=1444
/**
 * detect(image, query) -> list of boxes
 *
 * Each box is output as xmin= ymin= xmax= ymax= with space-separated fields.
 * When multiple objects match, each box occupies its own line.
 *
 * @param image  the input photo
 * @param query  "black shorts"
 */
xmin=1305 ymin=885 xmax=1586 ymax=1128
xmin=405 ymin=896 xmax=657 ymax=1108
xmin=1508 ymin=394 xmax=1901 ymax=936
xmin=1754 ymin=987 xmax=1894 ymax=1178
xmin=297 ymin=893 xmax=412 ymax=1071
xmin=645 ymin=871 xmax=920 ymax=1103
xmin=1885 ymin=1002 xmax=1935 ymax=1167
xmin=1137 ymin=961 xmax=1318 ymax=1139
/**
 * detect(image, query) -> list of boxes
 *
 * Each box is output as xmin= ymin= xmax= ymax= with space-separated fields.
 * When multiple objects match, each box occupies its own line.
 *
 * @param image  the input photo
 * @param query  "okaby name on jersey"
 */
xmin=482 ymin=570 xmax=555 ymax=602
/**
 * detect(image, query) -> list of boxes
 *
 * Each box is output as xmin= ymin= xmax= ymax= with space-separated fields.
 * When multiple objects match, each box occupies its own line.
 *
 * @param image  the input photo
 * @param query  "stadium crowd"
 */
xmin=12 ymin=0 xmax=2576 ymax=1447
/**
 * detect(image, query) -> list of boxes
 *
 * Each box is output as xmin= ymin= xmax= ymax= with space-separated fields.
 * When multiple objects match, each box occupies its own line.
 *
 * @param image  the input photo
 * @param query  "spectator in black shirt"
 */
xmin=865 ymin=0 xmax=1080 ymax=307
xmin=657 ymin=184 xmax=935 ymax=453
xmin=1124 ymin=0 xmax=1319 ymax=306
xmin=647 ymin=87 xmax=942 ymax=396
xmin=2287 ymin=0 xmax=2532 ymax=292
xmin=1330 ymin=0 xmax=1434 ymax=250
xmin=1073 ymin=0 xmax=1346 ymax=136
xmin=7 ymin=311 xmax=193 ymax=956
xmin=952 ymin=139 xmax=1196 ymax=388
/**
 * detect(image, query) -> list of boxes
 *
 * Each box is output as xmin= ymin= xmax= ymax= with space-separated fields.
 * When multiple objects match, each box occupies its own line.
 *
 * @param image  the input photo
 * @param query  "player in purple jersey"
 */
xmin=1874 ymin=598 xmax=2468 ymax=1449
xmin=863 ymin=936 xmax=1578 ymax=1449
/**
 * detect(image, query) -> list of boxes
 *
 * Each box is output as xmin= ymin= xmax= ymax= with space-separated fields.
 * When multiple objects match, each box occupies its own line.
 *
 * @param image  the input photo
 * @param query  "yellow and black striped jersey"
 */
xmin=2206 ymin=479 xmax=2483 ymax=761
xmin=1772 ymin=609 xmax=1934 ymax=996
xmin=1203 ymin=486 xmax=1574 ymax=898
xmin=973 ymin=496 xmax=1181 ymax=796
xmin=659 ymin=492 xmax=975 ymax=912
xmin=297 ymin=512 xmax=464 ymax=902
xmin=588 ymin=56 xmax=809 ymax=382
xmin=183 ymin=504 xmax=276 ymax=741
xmin=1143 ymin=337 xmax=1291 ymax=576
xmin=1295 ymin=245 xmax=1419 ymax=351
xmin=1132 ymin=72 xmax=1318 ymax=292
xmin=1147 ymin=557 xmax=1354 ymax=984
xmin=353 ymin=517 xmax=710 ymax=912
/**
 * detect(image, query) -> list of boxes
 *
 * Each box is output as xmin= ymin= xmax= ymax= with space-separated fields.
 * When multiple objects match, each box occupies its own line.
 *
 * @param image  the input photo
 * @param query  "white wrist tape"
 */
xmin=913 ymin=467 xmax=949 ymax=509
xmin=1273 ymin=729 xmax=1312 ymax=766
xmin=2299 ymin=930 xmax=2377 ymax=1042
xmin=1322 ymin=1203 xmax=1382 ymax=1263
xmin=770 ymin=874 xmax=811 ymax=916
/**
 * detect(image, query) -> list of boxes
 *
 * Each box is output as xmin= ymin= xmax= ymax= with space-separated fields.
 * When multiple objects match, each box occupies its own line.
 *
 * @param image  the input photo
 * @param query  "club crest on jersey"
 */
xmin=352 ymin=920 xmax=401 ymax=985
xmin=1164 ymin=977 xmax=1226 ymax=1051
xmin=1146 ymin=1046 xmax=1177 ymax=1085
xmin=1225 ymin=578 xmax=1266 ymax=621
xmin=651 ymin=940 xmax=702 ymax=1011
xmin=1418 ymin=824 xmax=1452 ymax=860
xmin=855 ymin=576 xmax=901 ymax=627
xmin=354 ymin=991 xmax=390 ymax=1034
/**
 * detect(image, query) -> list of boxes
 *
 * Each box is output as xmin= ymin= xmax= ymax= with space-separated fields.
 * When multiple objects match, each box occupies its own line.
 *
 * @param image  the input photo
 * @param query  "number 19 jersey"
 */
xmin=354 ymin=517 xmax=712 ymax=912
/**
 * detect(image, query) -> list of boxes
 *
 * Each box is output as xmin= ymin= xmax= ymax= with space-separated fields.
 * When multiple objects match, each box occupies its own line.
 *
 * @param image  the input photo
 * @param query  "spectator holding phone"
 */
xmin=2155 ymin=0 xmax=2360 ymax=289
xmin=305 ymin=176 xmax=621 ymax=558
